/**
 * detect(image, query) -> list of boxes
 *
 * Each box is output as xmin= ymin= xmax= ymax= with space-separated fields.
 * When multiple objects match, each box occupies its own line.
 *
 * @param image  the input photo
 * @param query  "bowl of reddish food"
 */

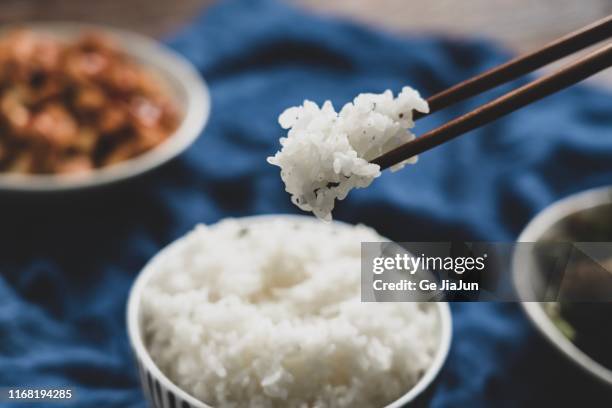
xmin=0 ymin=23 xmax=209 ymax=192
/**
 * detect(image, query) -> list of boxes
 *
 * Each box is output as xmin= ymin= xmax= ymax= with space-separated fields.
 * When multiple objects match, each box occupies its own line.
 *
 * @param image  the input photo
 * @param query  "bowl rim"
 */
xmin=513 ymin=185 xmax=612 ymax=386
xmin=0 ymin=22 xmax=210 ymax=192
xmin=127 ymin=214 xmax=453 ymax=408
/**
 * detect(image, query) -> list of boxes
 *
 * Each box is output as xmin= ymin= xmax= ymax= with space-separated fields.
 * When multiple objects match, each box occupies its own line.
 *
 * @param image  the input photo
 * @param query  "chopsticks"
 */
xmin=372 ymin=15 xmax=612 ymax=170
xmin=413 ymin=15 xmax=612 ymax=120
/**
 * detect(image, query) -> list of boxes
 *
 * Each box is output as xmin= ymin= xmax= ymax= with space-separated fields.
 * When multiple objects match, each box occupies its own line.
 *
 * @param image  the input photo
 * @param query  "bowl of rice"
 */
xmin=127 ymin=215 xmax=452 ymax=408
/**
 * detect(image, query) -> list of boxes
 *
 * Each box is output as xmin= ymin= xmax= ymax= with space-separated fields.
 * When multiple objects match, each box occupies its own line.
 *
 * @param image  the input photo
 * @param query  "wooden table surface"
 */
xmin=1 ymin=0 xmax=610 ymax=83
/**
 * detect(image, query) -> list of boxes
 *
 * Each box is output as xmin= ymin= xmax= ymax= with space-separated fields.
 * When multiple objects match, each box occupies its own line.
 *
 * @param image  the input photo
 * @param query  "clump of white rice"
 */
xmin=267 ymin=87 xmax=428 ymax=221
xmin=142 ymin=217 xmax=440 ymax=408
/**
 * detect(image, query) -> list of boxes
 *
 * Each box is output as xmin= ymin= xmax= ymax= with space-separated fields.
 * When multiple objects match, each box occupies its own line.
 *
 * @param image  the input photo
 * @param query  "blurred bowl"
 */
xmin=127 ymin=214 xmax=452 ymax=408
xmin=513 ymin=186 xmax=612 ymax=386
xmin=0 ymin=22 xmax=209 ymax=193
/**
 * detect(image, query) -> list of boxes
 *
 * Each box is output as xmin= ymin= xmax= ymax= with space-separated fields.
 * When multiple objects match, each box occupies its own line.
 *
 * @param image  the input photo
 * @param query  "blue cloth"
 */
xmin=1 ymin=0 xmax=612 ymax=406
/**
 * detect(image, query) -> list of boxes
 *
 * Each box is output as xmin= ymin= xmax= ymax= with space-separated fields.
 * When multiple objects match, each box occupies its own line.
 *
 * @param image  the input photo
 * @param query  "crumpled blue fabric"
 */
xmin=1 ymin=0 xmax=611 ymax=406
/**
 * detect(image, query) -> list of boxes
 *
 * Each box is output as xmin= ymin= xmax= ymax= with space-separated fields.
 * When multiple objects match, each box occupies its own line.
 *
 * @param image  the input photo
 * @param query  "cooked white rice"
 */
xmin=268 ymin=87 xmax=429 ymax=221
xmin=142 ymin=217 xmax=440 ymax=408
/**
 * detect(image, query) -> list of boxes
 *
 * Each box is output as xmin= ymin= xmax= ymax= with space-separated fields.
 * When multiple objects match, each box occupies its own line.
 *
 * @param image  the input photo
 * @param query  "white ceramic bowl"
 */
xmin=0 ymin=22 xmax=209 ymax=193
xmin=513 ymin=186 xmax=612 ymax=386
xmin=127 ymin=215 xmax=452 ymax=408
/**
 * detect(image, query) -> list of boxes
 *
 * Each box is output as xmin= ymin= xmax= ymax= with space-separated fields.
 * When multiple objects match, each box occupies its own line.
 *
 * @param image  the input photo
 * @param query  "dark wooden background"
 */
xmin=1 ymin=0 xmax=610 ymax=83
